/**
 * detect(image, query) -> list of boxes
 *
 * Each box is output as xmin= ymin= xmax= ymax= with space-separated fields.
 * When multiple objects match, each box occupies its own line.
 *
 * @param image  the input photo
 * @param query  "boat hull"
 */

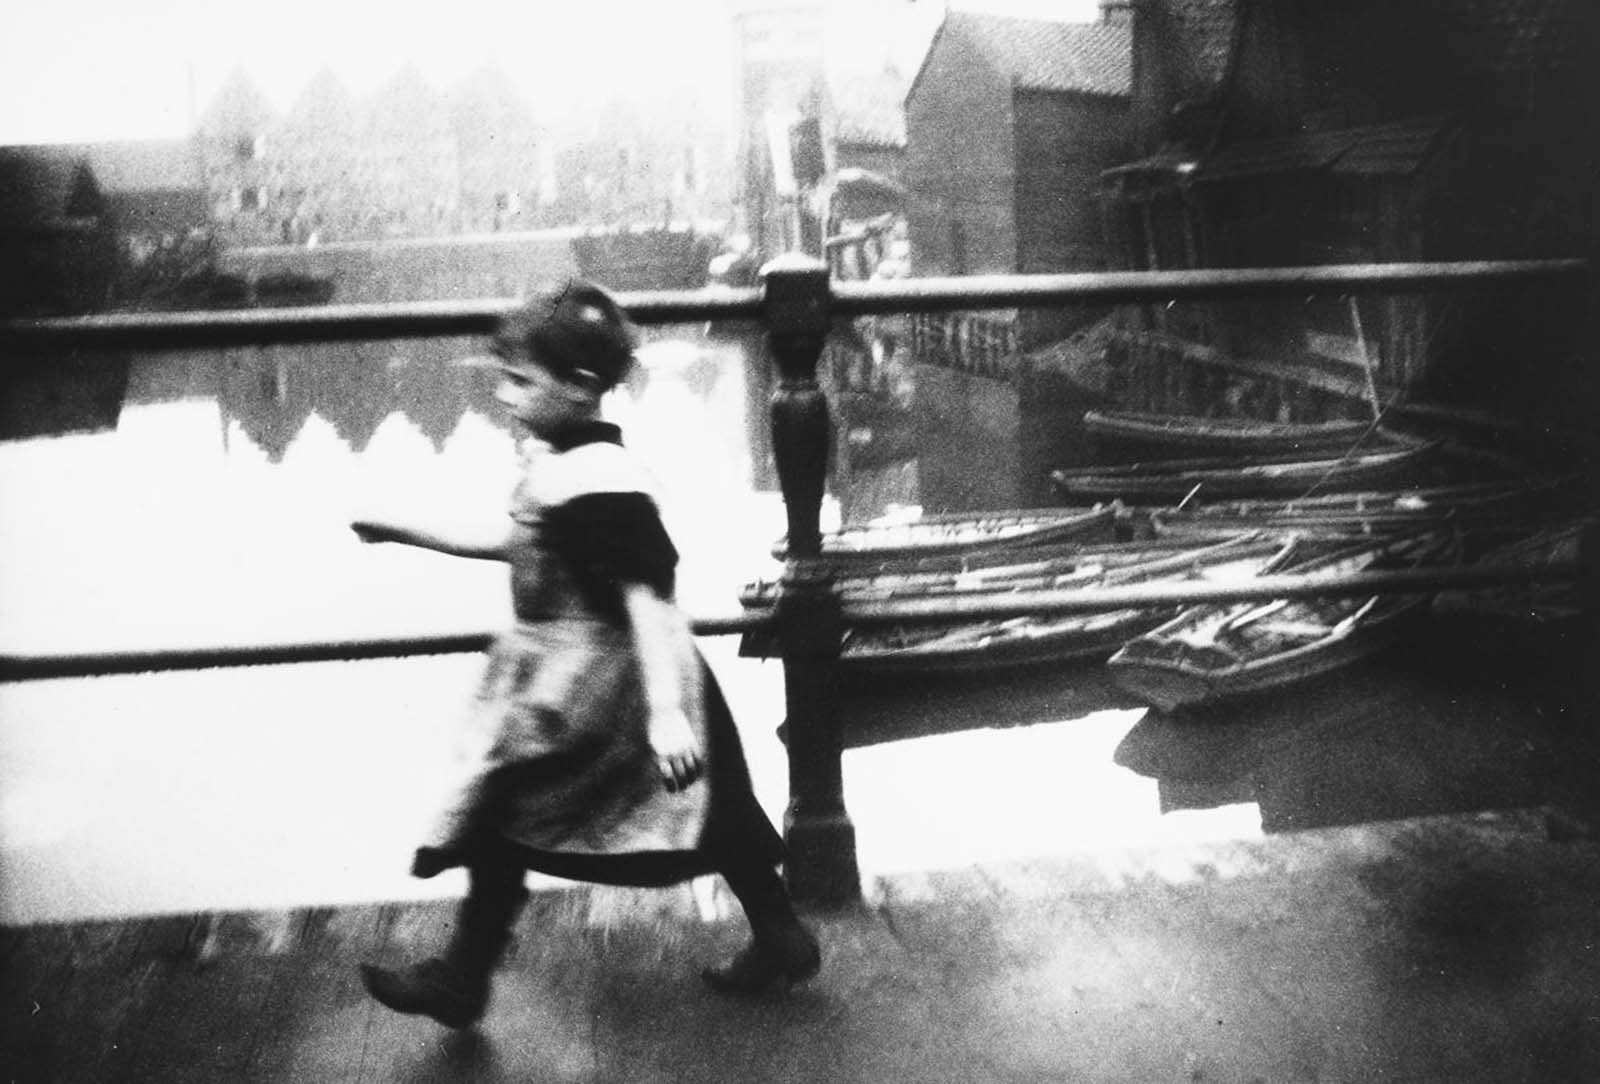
xmin=840 ymin=607 xmax=1178 ymax=674
xmin=1146 ymin=479 xmax=1570 ymax=542
xmin=744 ymin=534 xmax=1300 ymax=672
xmin=1084 ymin=409 xmax=1381 ymax=457
xmin=1107 ymin=532 xmax=1452 ymax=711
xmin=1050 ymin=444 xmax=1434 ymax=502
xmin=1108 ymin=597 xmax=1425 ymax=712
xmin=777 ymin=505 xmax=1119 ymax=563
xmin=740 ymin=537 xmax=1251 ymax=608
xmin=1430 ymin=519 xmax=1595 ymax=664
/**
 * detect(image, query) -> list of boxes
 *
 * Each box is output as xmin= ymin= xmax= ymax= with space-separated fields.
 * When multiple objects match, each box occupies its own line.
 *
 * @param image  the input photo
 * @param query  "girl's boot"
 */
xmin=702 ymin=861 xmax=821 ymax=995
xmin=361 ymin=860 xmax=527 ymax=1028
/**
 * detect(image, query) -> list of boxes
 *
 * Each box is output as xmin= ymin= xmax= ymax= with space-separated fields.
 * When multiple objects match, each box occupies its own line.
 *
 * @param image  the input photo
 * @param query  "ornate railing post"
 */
xmin=760 ymin=253 xmax=861 ymax=904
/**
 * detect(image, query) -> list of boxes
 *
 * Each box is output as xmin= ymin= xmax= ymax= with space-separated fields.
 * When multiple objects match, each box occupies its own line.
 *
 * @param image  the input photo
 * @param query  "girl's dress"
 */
xmin=417 ymin=422 xmax=783 ymax=886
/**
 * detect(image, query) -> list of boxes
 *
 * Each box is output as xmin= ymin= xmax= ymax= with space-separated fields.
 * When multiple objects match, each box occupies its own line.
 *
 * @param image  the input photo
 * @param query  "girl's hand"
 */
xmin=648 ymin=707 xmax=703 ymax=793
xmin=351 ymin=519 xmax=396 ymax=544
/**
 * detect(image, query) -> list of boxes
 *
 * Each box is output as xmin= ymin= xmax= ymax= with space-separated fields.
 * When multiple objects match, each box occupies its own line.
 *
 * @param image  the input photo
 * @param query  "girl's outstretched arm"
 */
xmin=351 ymin=517 xmax=514 ymax=561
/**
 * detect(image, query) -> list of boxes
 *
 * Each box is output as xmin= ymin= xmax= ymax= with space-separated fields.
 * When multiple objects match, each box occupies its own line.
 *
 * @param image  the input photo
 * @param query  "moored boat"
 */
xmin=774 ymin=504 xmax=1120 ymax=563
xmin=741 ymin=535 xmax=1250 ymax=608
xmin=1430 ymin=519 xmax=1595 ymax=658
xmin=1146 ymin=476 xmax=1581 ymax=543
xmin=814 ymin=533 xmax=1301 ymax=674
xmin=1084 ymin=409 xmax=1384 ymax=457
xmin=1049 ymin=443 xmax=1437 ymax=503
xmin=1107 ymin=531 xmax=1456 ymax=711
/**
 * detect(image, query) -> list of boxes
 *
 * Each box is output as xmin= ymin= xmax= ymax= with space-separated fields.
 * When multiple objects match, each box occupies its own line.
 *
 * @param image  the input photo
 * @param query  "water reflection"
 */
xmin=0 ymin=328 xmax=803 ymax=924
xmin=1111 ymin=646 xmax=1556 ymax=835
xmin=0 ymin=327 xmax=1312 ymax=926
xmin=215 ymin=339 xmax=500 ymax=461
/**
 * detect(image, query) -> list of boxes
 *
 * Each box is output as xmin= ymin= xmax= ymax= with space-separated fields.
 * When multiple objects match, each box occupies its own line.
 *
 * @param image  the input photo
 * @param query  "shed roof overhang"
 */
xmin=1099 ymin=150 xmax=1200 ymax=199
xmin=1192 ymin=117 xmax=1454 ymax=184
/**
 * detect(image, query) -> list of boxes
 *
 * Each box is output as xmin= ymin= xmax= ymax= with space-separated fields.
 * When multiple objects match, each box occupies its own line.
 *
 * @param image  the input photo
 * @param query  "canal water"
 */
xmin=2 ymin=329 xmax=1416 ymax=926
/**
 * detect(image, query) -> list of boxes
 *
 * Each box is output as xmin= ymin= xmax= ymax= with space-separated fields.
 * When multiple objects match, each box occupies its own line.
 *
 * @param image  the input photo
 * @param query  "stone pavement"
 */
xmin=5 ymin=805 xmax=1599 ymax=1083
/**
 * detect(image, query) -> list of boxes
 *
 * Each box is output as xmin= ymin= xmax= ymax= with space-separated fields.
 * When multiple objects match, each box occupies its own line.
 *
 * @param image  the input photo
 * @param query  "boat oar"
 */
xmin=1328 ymin=595 xmax=1382 ymax=637
xmin=1221 ymin=597 xmax=1291 ymax=632
xmin=1348 ymin=297 xmax=1384 ymax=424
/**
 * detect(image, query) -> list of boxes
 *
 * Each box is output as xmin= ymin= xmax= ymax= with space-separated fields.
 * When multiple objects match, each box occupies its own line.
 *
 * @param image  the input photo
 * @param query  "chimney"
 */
xmin=1100 ymin=0 xmax=1133 ymax=27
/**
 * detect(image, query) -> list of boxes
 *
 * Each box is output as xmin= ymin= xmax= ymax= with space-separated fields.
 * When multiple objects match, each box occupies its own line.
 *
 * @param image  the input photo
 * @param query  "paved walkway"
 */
xmin=6 ymin=806 xmax=1599 ymax=1083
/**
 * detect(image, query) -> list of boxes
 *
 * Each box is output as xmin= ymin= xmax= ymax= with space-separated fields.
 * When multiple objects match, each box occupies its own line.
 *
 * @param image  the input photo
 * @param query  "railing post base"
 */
xmin=782 ymin=810 xmax=860 ymax=906
xmin=763 ymin=253 xmax=861 ymax=905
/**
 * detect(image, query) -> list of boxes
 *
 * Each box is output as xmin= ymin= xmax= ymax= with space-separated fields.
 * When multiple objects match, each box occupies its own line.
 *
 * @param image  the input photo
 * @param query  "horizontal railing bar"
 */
xmin=829 ymin=259 xmax=1590 ymax=316
xmin=0 ymin=633 xmax=494 ymax=682
xmin=0 ymin=291 xmax=764 ymax=351
xmin=10 ymin=561 xmax=1581 ymax=682
xmin=693 ymin=612 xmax=772 ymax=637
xmin=2 ymin=260 xmax=1585 ymax=350
xmin=831 ymin=561 xmax=1585 ymax=625
xmin=0 ymin=611 xmax=768 ymax=682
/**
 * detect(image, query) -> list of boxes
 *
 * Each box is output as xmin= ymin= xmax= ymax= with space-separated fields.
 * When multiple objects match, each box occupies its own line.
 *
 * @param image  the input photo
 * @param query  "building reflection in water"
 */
xmin=212 ymin=337 xmax=512 ymax=464
xmin=0 ymin=326 xmax=798 ymax=925
xmin=13 ymin=322 xmax=1452 ymax=926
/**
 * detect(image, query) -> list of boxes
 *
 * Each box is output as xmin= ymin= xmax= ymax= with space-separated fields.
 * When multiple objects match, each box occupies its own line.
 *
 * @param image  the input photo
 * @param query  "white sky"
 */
xmin=1 ymin=0 xmax=1101 ymax=146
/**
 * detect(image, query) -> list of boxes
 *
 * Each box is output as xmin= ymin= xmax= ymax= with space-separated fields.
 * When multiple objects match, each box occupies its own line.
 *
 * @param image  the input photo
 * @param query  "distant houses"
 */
xmin=196 ymin=65 xmax=731 ymax=248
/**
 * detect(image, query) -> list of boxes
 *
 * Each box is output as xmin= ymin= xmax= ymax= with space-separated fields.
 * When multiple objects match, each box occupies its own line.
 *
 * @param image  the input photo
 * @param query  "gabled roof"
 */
xmin=828 ymin=65 xmax=910 ymax=148
xmin=910 ymin=12 xmax=1133 ymax=104
xmin=450 ymin=64 xmax=540 ymax=141
xmin=286 ymin=69 xmax=358 ymax=131
xmin=452 ymin=63 xmax=532 ymax=116
xmin=0 ymin=142 xmax=203 ymax=236
xmin=0 ymin=146 xmax=105 ymax=228
xmin=198 ymin=68 xmax=279 ymax=135
xmin=367 ymin=64 xmax=452 ymax=136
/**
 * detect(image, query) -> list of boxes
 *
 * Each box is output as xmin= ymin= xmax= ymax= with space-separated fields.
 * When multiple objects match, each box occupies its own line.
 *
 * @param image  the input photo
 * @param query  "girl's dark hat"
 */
xmin=495 ymin=279 xmax=637 ymax=390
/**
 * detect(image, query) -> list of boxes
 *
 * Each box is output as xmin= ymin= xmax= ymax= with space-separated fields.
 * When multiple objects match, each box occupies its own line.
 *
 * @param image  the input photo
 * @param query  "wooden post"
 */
xmin=760 ymin=253 xmax=860 ymax=905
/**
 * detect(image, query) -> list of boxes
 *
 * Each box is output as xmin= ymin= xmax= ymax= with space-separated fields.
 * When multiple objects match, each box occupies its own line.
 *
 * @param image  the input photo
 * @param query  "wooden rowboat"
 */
xmin=814 ymin=533 xmax=1301 ymax=674
xmin=1084 ymin=409 xmax=1382 ymax=456
xmin=1107 ymin=531 xmax=1455 ymax=712
xmin=741 ymin=536 xmax=1245 ymax=609
xmin=1050 ymin=443 xmax=1436 ymax=503
xmin=1146 ymin=477 xmax=1579 ymax=543
xmin=774 ymin=504 xmax=1120 ymax=563
xmin=1431 ymin=519 xmax=1594 ymax=656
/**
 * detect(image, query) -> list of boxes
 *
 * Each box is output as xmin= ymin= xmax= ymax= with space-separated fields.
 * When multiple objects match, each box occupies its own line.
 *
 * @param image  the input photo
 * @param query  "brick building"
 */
xmin=904 ymin=7 xmax=1133 ymax=282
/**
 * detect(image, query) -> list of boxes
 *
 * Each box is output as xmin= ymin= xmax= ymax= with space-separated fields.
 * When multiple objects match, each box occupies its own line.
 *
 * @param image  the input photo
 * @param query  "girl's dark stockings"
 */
xmin=705 ymin=859 xmax=821 ymax=994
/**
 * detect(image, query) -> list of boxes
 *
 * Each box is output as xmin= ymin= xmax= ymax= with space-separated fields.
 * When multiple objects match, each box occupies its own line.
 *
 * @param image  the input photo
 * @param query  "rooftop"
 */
xmin=912 ymin=12 xmax=1133 ymax=104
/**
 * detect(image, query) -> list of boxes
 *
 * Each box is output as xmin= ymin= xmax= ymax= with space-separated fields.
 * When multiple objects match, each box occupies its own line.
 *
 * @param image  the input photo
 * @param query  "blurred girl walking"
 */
xmin=352 ymin=279 xmax=819 ymax=1029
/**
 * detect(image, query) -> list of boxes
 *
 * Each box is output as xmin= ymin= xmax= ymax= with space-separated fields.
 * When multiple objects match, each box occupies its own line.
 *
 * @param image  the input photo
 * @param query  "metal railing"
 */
xmin=3 ymin=258 xmax=1585 ymax=350
xmin=2 ymin=253 xmax=1592 ymax=903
